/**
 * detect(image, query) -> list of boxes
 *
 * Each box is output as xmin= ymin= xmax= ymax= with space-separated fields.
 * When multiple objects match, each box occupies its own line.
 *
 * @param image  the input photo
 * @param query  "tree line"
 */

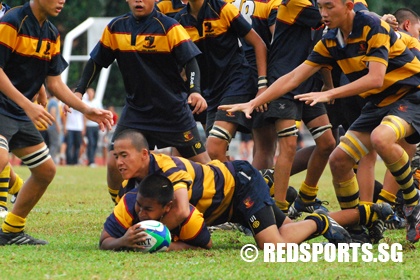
xmin=5 ymin=0 xmax=420 ymax=107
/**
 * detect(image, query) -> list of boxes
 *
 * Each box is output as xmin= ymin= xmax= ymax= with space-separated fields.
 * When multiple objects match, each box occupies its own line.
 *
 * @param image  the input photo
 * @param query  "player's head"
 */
xmin=127 ymin=0 xmax=156 ymax=19
xmin=31 ymin=0 xmax=65 ymax=18
xmin=135 ymin=174 xmax=174 ymax=221
xmin=394 ymin=8 xmax=420 ymax=39
xmin=317 ymin=0 xmax=354 ymax=30
xmin=113 ymin=129 xmax=150 ymax=179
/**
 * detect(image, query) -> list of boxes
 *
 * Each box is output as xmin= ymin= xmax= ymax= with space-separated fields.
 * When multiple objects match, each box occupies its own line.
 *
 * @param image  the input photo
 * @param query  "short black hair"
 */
xmin=394 ymin=8 xmax=420 ymax=24
xmin=114 ymin=129 xmax=149 ymax=152
xmin=137 ymin=174 xmax=174 ymax=206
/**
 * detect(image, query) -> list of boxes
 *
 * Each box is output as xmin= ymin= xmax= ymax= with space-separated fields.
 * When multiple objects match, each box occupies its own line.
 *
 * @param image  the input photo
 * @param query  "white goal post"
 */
xmin=61 ymin=17 xmax=114 ymax=104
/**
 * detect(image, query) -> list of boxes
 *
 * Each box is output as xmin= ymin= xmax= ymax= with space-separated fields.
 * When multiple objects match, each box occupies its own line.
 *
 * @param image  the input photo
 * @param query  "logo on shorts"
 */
xmin=398 ymin=105 xmax=408 ymax=112
xmin=250 ymin=215 xmax=260 ymax=229
xmin=252 ymin=220 xmax=260 ymax=229
xmin=194 ymin=142 xmax=202 ymax=149
xmin=183 ymin=131 xmax=194 ymax=141
xmin=226 ymin=112 xmax=236 ymax=118
xmin=243 ymin=196 xmax=254 ymax=209
xmin=279 ymin=103 xmax=286 ymax=110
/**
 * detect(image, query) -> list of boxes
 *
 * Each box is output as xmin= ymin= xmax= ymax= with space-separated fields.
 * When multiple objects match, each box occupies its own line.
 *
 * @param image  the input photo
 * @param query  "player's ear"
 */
xmin=164 ymin=201 xmax=173 ymax=213
xmin=345 ymin=0 xmax=354 ymax=11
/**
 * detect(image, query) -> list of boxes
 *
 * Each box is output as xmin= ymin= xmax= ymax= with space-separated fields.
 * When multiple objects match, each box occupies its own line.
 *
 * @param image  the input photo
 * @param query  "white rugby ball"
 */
xmin=136 ymin=220 xmax=171 ymax=253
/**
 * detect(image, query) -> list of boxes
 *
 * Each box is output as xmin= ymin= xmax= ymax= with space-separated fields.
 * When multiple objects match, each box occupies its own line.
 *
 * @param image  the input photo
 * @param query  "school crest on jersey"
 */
xmin=358 ymin=42 xmax=367 ymax=55
xmin=204 ymin=22 xmax=214 ymax=33
xmin=144 ymin=36 xmax=156 ymax=49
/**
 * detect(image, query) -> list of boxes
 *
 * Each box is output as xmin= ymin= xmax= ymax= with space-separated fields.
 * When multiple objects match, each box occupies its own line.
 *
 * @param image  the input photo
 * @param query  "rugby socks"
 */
xmin=2 ymin=212 xmax=25 ymax=233
xmin=0 ymin=164 xmax=11 ymax=211
xmin=333 ymin=175 xmax=360 ymax=210
xmin=376 ymin=189 xmax=397 ymax=205
xmin=305 ymin=212 xmax=328 ymax=236
xmin=358 ymin=204 xmax=378 ymax=228
xmin=385 ymin=151 xmax=419 ymax=206
xmin=275 ymin=200 xmax=289 ymax=214
xmin=8 ymin=172 xmax=23 ymax=195
xmin=298 ymin=181 xmax=318 ymax=203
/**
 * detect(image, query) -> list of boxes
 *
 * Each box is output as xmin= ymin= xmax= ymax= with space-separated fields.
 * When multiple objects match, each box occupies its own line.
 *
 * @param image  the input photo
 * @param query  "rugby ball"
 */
xmin=137 ymin=220 xmax=171 ymax=253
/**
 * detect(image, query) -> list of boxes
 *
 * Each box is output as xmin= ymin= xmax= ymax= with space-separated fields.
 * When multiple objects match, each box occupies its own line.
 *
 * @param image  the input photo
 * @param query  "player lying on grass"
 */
xmin=111 ymin=129 xmax=394 ymax=248
xmin=100 ymin=173 xmax=212 ymax=251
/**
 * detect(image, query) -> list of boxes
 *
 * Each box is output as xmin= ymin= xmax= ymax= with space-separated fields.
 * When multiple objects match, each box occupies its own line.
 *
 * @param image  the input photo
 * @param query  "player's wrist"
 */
xmin=258 ymin=76 xmax=268 ymax=89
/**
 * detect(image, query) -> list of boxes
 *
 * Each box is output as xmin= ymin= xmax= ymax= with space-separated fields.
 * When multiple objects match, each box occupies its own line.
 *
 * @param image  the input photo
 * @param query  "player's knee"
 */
xmin=329 ymin=148 xmax=354 ymax=175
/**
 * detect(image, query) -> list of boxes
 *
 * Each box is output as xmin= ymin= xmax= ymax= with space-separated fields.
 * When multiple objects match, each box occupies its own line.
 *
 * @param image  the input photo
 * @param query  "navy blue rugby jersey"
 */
xmin=0 ymin=3 xmax=67 ymax=121
xmin=268 ymin=0 xmax=321 ymax=97
xmin=306 ymin=12 xmax=420 ymax=107
xmin=90 ymin=10 xmax=200 ymax=132
xmin=175 ymin=0 xmax=255 ymax=111
xmin=229 ymin=0 xmax=280 ymax=67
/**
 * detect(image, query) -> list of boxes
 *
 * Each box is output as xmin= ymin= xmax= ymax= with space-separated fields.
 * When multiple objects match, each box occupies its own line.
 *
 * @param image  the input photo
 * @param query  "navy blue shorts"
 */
xmin=110 ymin=124 xmax=206 ymax=158
xmin=0 ymin=114 xmax=44 ymax=151
xmin=350 ymin=90 xmax=420 ymax=144
xmin=230 ymin=161 xmax=275 ymax=227
xmin=206 ymin=95 xmax=253 ymax=135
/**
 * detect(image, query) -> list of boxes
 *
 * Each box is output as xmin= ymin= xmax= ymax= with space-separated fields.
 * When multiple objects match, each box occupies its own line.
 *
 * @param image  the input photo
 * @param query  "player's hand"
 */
xmin=218 ymin=101 xmax=254 ymax=119
xmin=84 ymin=108 xmax=114 ymax=132
xmin=382 ymin=14 xmax=398 ymax=30
xmin=121 ymin=223 xmax=148 ymax=250
xmin=294 ymin=91 xmax=332 ymax=106
xmin=62 ymin=104 xmax=72 ymax=116
xmin=26 ymin=102 xmax=55 ymax=129
xmin=188 ymin=92 xmax=207 ymax=114
xmin=255 ymin=87 xmax=269 ymax=113
xmin=37 ymin=93 xmax=48 ymax=108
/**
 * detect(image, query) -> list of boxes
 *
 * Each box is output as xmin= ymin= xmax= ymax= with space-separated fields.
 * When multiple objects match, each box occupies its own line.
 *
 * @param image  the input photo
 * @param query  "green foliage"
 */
xmin=368 ymin=0 xmax=420 ymax=15
xmin=0 ymin=164 xmax=417 ymax=279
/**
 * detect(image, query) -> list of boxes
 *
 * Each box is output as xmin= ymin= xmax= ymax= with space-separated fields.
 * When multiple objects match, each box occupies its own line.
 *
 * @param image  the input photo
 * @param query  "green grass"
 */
xmin=0 ymin=163 xmax=417 ymax=280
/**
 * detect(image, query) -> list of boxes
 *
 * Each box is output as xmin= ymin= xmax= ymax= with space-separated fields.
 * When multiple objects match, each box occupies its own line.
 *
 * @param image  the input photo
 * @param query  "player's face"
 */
xmin=33 ymin=0 xmax=65 ymax=18
xmin=407 ymin=19 xmax=420 ymax=40
xmin=127 ymin=0 xmax=156 ymax=19
xmin=135 ymin=195 xmax=170 ymax=221
xmin=113 ymin=138 xmax=149 ymax=179
xmin=317 ymin=0 xmax=353 ymax=29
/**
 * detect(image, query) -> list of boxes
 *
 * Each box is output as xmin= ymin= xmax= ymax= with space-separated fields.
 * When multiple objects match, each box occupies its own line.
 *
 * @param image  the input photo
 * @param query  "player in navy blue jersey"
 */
xmin=74 ymin=0 xmax=211 ymax=216
xmin=256 ymin=0 xmax=336 ymax=218
xmin=227 ymin=0 xmax=280 ymax=171
xmin=0 ymin=0 xmax=114 ymax=246
xmin=175 ymin=0 xmax=268 ymax=163
xmin=219 ymin=0 xmax=420 ymax=243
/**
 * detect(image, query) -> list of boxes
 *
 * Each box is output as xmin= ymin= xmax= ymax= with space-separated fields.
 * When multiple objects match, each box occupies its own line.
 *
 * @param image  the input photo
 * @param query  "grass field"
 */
xmin=0 ymin=162 xmax=416 ymax=280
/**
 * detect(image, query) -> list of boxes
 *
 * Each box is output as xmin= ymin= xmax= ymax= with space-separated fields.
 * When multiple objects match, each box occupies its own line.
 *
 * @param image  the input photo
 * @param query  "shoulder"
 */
xmin=1 ymin=5 xmax=24 ymax=25
xmin=107 ymin=13 xmax=131 ymax=31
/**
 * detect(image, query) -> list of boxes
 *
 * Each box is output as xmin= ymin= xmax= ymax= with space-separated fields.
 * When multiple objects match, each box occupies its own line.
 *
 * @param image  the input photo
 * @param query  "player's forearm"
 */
xmin=75 ymin=59 xmax=102 ymax=95
xmin=326 ymin=68 xmax=385 ymax=100
xmin=46 ymin=76 xmax=90 ymax=114
xmin=99 ymin=237 xmax=126 ymax=251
